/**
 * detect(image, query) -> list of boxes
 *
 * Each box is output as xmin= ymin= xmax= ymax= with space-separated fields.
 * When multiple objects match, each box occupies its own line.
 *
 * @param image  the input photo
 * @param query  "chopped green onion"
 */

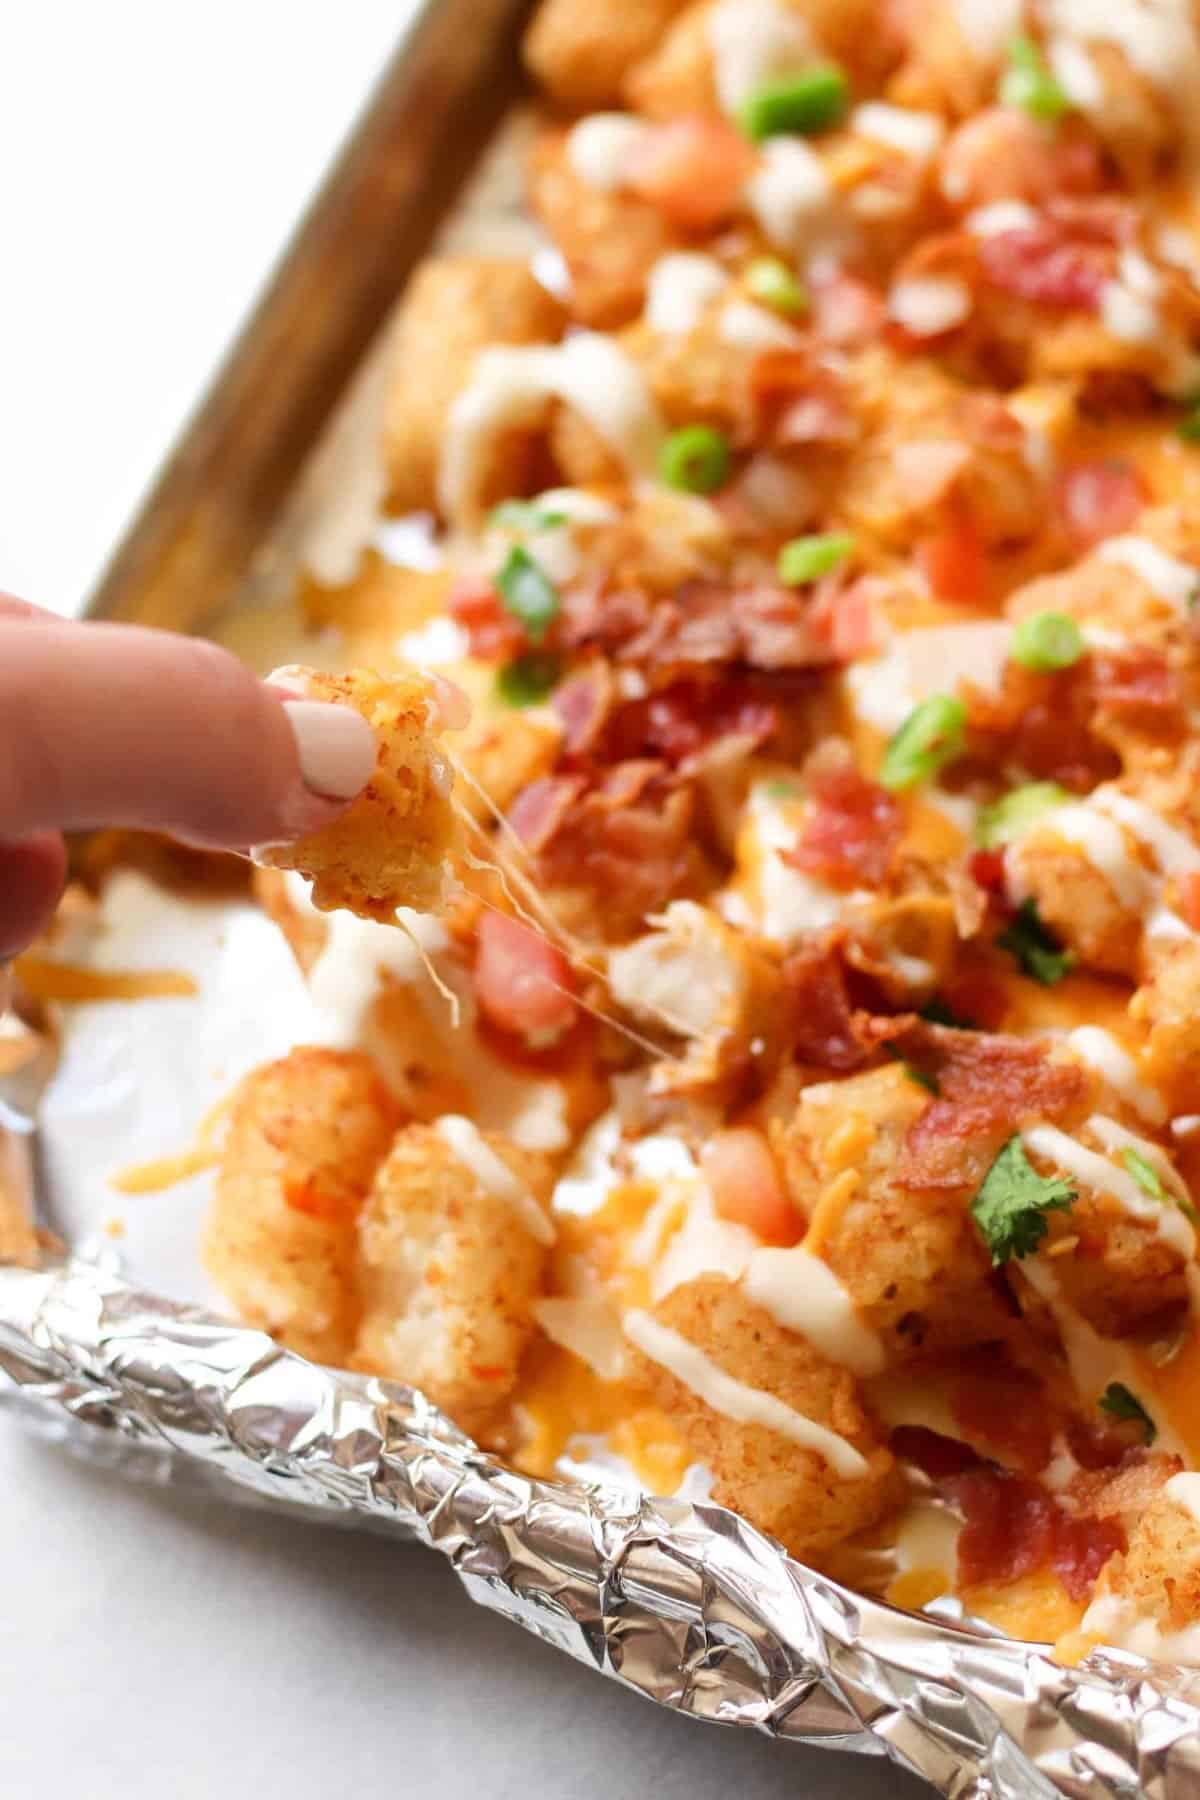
xmin=1098 ymin=1382 xmax=1156 ymax=1443
xmin=777 ymin=531 xmax=856 ymax=586
xmin=1000 ymin=34 xmax=1070 ymax=122
xmin=495 ymin=653 xmax=560 ymax=708
xmin=1010 ymin=609 xmax=1084 ymax=672
xmin=488 ymin=499 xmax=568 ymax=531
xmin=658 ymin=424 xmax=731 ymax=495
xmin=745 ymin=256 xmax=809 ymax=316
xmin=996 ymin=898 xmax=1075 ymax=985
xmin=738 ymin=64 xmax=849 ymax=141
xmin=496 ymin=545 xmax=560 ymax=642
xmin=761 ymin=778 xmax=801 ymax=799
xmin=976 ymin=781 xmax=1069 ymax=849
xmin=879 ymin=694 xmax=967 ymax=792
xmin=1122 ymin=1145 xmax=1165 ymax=1200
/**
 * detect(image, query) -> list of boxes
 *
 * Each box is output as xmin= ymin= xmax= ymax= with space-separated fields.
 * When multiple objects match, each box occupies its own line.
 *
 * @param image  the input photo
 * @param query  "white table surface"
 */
xmin=0 ymin=8 xmax=934 ymax=1795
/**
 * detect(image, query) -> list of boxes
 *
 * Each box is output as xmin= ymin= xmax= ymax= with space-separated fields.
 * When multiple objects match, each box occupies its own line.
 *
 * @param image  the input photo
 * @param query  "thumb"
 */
xmin=0 ymin=620 xmax=376 ymax=847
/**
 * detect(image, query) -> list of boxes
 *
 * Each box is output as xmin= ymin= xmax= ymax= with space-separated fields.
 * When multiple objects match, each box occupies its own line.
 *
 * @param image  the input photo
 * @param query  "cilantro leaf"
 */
xmin=996 ymin=898 xmax=1076 ymax=985
xmin=971 ymin=1135 xmax=1077 ymax=1265
xmin=1098 ymin=1382 xmax=1157 ymax=1443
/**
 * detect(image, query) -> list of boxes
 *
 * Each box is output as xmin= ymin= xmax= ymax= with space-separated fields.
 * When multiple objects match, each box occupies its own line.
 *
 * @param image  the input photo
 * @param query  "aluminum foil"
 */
xmin=4 ymin=1251 xmax=1200 ymax=1796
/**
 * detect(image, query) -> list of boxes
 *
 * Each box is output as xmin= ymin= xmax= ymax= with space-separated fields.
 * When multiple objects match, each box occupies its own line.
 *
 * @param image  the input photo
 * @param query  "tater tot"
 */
xmin=528 ymin=128 xmax=674 ymax=329
xmin=380 ymin=257 xmax=565 ymax=514
xmin=353 ymin=1121 xmax=555 ymax=1437
xmin=524 ymin=0 xmax=691 ymax=110
xmin=257 ymin=665 xmax=460 ymax=922
xmin=203 ymin=1048 xmax=401 ymax=1365
xmin=628 ymin=1275 xmax=899 ymax=1555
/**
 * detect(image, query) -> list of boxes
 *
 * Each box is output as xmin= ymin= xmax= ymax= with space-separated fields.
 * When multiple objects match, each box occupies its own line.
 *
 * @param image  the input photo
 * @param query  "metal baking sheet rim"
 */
xmin=6 ymin=0 xmax=1200 ymax=1788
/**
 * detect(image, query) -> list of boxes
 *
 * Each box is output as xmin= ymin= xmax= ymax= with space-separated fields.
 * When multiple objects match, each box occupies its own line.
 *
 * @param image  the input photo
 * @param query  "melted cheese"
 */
xmin=440 ymin=335 xmax=664 ymax=521
xmin=741 ymin=1246 xmax=885 ymax=1375
xmin=436 ymin=1114 xmax=555 ymax=1244
xmin=852 ymin=104 xmax=944 ymax=160
xmin=718 ymin=297 xmax=804 ymax=350
xmin=888 ymin=276 xmax=971 ymax=337
xmin=1082 ymin=1590 xmax=1200 ymax=1664
xmin=1165 ymin=1470 xmax=1200 ymax=1524
xmin=645 ymin=252 xmax=729 ymax=334
xmin=707 ymin=0 xmax=812 ymax=113
xmin=623 ymin=1309 xmax=870 ymax=1475
xmin=745 ymin=139 xmax=842 ymax=254
xmin=1041 ymin=802 xmax=1152 ymax=909
xmin=845 ymin=621 xmax=1010 ymax=734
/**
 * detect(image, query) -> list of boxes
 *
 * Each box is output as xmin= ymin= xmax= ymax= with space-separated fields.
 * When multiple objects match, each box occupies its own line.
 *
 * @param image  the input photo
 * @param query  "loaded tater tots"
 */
xmin=184 ymin=0 xmax=1200 ymax=1665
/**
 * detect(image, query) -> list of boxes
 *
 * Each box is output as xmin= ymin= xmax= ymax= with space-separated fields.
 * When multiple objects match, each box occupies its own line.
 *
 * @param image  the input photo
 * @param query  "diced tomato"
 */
xmin=977 ymin=223 xmax=1106 ymax=309
xmin=701 ymin=1128 xmax=800 ymax=1245
xmin=811 ymin=271 xmax=886 ymax=348
xmin=915 ymin=514 xmax=988 ymax=605
xmin=1056 ymin=459 xmax=1147 ymax=550
xmin=809 ymin=575 xmax=879 ymax=661
xmin=967 ymin=848 xmax=1008 ymax=897
xmin=624 ymin=117 xmax=756 ymax=231
xmin=448 ymin=575 xmax=525 ymax=661
xmin=473 ymin=911 xmax=577 ymax=1049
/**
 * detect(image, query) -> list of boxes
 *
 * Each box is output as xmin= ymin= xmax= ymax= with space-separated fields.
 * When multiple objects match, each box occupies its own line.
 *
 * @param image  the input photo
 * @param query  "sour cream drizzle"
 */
xmin=623 ymin=1309 xmax=870 ymax=1475
xmin=436 ymin=1115 xmax=555 ymax=1245
xmin=440 ymin=335 xmax=664 ymax=521
xmin=1096 ymin=536 xmax=1199 ymax=610
xmin=742 ymin=1246 xmax=885 ymax=1375
xmin=1067 ymin=1026 xmax=1166 ymax=1125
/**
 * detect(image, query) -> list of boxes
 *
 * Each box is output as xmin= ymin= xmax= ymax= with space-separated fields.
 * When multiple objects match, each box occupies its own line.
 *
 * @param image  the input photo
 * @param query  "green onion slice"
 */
xmin=745 ymin=257 xmax=809 ymax=316
xmin=495 ymin=653 xmax=560 ymax=708
xmin=976 ymin=782 xmax=1068 ymax=849
xmin=658 ymin=424 xmax=732 ymax=494
xmin=738 ymin=64 xmax=850 ymax=142
xmin=496 ymin=545 xmax=560 ymax=642
xmin=1010 ymin=609 xmax=1084 ymax=672
xmin=777 ymin=531 xmax=855 ymax=586
xmin=1000 ymin=35 xmax=1070 ymax=122
xmin=879 ymin=694 xmax=967 ymax=791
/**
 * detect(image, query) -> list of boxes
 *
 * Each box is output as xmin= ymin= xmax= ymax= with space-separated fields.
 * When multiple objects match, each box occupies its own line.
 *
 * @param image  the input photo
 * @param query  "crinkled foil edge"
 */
xmin=3 ymin=1255 xmax=1200 ymax=1798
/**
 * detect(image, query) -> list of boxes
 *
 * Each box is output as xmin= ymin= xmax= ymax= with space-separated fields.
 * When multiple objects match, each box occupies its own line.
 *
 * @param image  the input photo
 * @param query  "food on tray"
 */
xmin=52 ymin=0 xmax=1200 ymax=1668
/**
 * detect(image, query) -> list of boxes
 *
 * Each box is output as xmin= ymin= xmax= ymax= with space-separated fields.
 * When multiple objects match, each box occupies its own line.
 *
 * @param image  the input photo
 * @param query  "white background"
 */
xmin=0 ymin=6 xmax=930 ymax=1795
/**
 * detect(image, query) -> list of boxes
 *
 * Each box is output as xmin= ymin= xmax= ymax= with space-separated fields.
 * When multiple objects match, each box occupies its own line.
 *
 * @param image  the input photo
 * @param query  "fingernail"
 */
xmin=283 ymin=701 xmax=377 ymax=800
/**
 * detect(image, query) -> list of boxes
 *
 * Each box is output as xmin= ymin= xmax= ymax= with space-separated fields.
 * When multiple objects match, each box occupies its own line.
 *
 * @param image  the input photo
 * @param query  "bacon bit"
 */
xmin=894 ymin=1023 xmax=1089 ymax=1190
xmin=967 ymin=848 xmax=1007 ymax=897
xmin=619 ymin=579 xmax=832 ymax=672
xmin=1052 ymin=1513 xmax=1125 ymax=1601
xmin=811 ymin=271 xmax=887 ymax=348
xmin=977 ymin=222 xmax=1108 ymax=311
xmin=951 ymin=1353 xmax=1054 ymax=1473
xmin=916 ymin=513 xmax=988 ymax=605
xmin=809 ymin=573 xmax=880 ymax=662
xmin=947 ymin=1467 xmax=1058 ymax=1589
xmin=891 ymin=1425 xmax=980 ymax=1479
xmin=788 ymin=746 xmax=903 ymax=888
xmin=786 ymin=943 xmax=912 ymax=1072
xmin=938 ymin=961 xmax=1011 ymax=1032
xmin=507 ymin=775 xmax=586 ymax=852
xmin=553 ymin=664 xmax=614 ymax=757
xmin=702 ymin=1128 xmax=800 ymax=1245
xmin=965 ymin=662 xmax=1120 ymax=792
xmin=1056 ymin=459 xmax=1147 ymax=551
xmin=473 ymin=911 xmax=577 ymax=1048
xmin=606 ymin=676 xmax=780 ymax=766
xmin=560 ymin=581 xmax=654 ymax=655
xmin=448 ymin=575 xmax=525 ymax=661
xmin=624 ymin=116 xmax=755 ymax=231
xmin=1064 ymin=1418 xmax=1136 ymax=1474
xmin=1090 ymin=645 xmax=1181 ymax=725
xmin=744 ymin=349 xmax=857 ymax=447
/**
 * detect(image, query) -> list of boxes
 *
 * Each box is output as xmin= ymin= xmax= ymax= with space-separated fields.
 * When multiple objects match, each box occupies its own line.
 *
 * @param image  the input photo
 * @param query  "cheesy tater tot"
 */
xmin=257 ymin=666 xmax=462 ymax=922
xmin=204 ymin=1048 xmax=401 ymax=1365
xmin=524 ymin=0 xmax=691 ymax=109
xmin=628 ymin=1275 xmax=899 ymax=1555
xmin=353 ymin=1121 xmax=555 ymax=1438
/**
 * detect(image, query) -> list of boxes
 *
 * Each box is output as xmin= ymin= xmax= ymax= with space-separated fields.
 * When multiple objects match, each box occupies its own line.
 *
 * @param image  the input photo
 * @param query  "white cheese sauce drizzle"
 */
xmin=645 ymin=252 xmax=730 ymax=335
xmin=622 ymin=1309 xmax=870 ymax=1476
xmin=707 ymin=0 xmax=812 ymax=114
xmin=435 ymin=1114 xmax=555 ymax=1245
xmin=742 ymin=1246 xmax=885 ymax=1375
xmin=1067 ymin=1026 xmax=1166 ymax=1125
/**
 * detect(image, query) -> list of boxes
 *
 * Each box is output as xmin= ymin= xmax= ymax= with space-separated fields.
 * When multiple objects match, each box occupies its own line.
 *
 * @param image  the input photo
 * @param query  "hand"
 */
xmin=0 ymin=598 xmax=377 ymax=960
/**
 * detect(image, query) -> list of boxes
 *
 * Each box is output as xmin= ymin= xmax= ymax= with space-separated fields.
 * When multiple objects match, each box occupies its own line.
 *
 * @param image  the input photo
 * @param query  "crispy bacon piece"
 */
xmin=785 ymin=942 xmax=912 ymax=1072
xmin=965 ymin=662 xmax=1121 ymax=792
xmin=615 ymin=579 xmax=833 ymax=672
xmin=948 ymin=1468 xmax=1058 ymax=1588
xmin=553 ymin=664 xmax=614 ymax=756
xmin=951 ymin=1354 xmax=1055 ymax=1474
xmin=977 ymin=223 xmax=1108 ymax=311
xmin=473 ymin=911 xmax=577 ymax=1048
xmin=787 ymin=747 xmax=903 ymax=889
xmin=605 ymin=676 xmax=781 ymax=767
xmin=1052 ymin=1514 xmax=1126 ymax=1601
xmin=893 ymin=1023 xmax=1089 ymax=1190
xmin=891 ymin=1425 xmax=979 ymax=1480
xmin=1056 ymin=459 xmax=1147 ymax=550
xmin=507 ymin=774 xmax=586 ymax=852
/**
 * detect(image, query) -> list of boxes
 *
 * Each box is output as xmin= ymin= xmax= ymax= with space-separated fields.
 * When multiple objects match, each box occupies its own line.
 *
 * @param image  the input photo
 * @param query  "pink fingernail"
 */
xmin=283 ymin=701 xmax=377 ymax=800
